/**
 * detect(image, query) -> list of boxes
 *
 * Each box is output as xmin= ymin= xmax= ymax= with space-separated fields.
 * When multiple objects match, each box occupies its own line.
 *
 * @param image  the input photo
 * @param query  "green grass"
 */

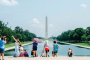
xmin=71 ymin=43 xmax=90 ymax=47
xmin=5 ymin=41 xmax=32 ymax=48
xmin=59 ymin=41 xmax=90 ymax=47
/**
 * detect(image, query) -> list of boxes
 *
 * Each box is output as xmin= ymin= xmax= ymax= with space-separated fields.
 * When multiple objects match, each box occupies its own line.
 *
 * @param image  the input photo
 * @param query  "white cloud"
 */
xmin=49 ymin=24 xmax=53 ymax=28
xmin=29 ymin=18 xmax=44 ymax=29
xmin=0 ymin=0 xmax=18 ymax=6
xmin=80 ymin=4 xmax=87 ymax=8
xmin=32 ymin=18 xmax=40 ymax=23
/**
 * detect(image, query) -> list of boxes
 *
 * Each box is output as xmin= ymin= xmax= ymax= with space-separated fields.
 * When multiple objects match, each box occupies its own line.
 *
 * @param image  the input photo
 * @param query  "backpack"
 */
xmin=31 ymin=51 xmax=33 ymax=55
xmin=25 ymin=53 xmax=29 ymax=57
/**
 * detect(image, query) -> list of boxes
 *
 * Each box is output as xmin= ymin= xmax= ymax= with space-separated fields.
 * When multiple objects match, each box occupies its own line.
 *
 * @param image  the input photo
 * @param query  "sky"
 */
xmin=0 ymin=0 xmax=90 ymax=38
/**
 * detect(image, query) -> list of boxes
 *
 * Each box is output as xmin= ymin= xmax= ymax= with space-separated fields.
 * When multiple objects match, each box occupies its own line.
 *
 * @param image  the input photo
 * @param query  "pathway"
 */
xmin=3 ymin=56 xmax=90 ymax=60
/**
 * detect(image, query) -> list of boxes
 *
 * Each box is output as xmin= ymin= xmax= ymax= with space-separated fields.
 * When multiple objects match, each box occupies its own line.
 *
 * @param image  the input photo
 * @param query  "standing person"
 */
xmin=0 ymin=37 xmax=7 ymax=60
xmin=19 ymin=45 xmax=24 ymax=57
xmin=53 ymin=40 xmax=59 ymax=57
xmin=44 ymin=40 xmax=50 ymax=57
xmin=12 ymin=36 xmax=20 ymax=58
xmin=32 ymin=41 xmax=38 ymax=57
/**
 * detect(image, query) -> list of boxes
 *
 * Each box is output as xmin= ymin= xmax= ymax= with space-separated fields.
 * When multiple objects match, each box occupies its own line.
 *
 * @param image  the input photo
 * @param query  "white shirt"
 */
xmin=20 ymin=47 xmax=23 ymax=52
xmin=69 ymin=50 xmax=71 ymax=55
xmin=41 ymin=53 xmax=45 ymax=57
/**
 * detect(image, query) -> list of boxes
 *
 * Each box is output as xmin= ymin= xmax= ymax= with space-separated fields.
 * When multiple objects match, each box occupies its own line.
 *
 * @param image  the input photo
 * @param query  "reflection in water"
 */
xmin=5 ymin=41 xmax=90 ymax=56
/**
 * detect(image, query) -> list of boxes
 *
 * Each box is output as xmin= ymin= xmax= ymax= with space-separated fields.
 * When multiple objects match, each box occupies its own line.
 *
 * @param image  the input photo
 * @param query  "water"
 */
xmin=5 ymin=41 xmax=90 ymax=56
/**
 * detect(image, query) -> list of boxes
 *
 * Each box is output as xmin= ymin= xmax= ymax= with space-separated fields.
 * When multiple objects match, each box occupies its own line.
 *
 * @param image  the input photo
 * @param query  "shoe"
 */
xmin=48 ymin=55 xmax=50 ymax=57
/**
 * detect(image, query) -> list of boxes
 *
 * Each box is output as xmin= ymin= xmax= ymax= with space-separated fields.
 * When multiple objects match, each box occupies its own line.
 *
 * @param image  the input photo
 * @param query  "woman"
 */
xmin=32 ymin=41 xmax=38 ymax=57
xmin=0 ymin=37 xmax=7 ymax=60
xmin=44 ymin=40 xmax=50 ymax=57
xmin=12 ymin=36 xmax=20 ymax=58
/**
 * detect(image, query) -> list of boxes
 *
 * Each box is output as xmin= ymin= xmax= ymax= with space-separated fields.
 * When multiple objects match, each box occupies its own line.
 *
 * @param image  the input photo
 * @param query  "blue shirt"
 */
xmin=0 ymin=40 xmax=5 ymax=48
xmin=53 ymin=44 xmax=58 ymax=51
xmin=33 ymin=43 xmax=38 ymax=47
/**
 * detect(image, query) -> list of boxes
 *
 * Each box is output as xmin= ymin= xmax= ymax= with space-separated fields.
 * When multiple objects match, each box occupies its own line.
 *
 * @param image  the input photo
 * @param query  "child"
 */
xmin=40 ymin=51 xmax=45 ymax=57
xmin=23 ymin=50 xmax=29 ymax=57
xmin=19 ymin=45 xmax=24 ymax=57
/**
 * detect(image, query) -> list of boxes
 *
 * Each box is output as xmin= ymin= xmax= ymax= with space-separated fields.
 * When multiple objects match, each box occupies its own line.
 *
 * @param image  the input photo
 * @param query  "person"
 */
xmin=40 ymin=50 xmax=45 ymax=57
xmin=0 ymin=37 xmax=1 ymax=40
xmin=44 ymin=40 xmax=50 ymax=57
xmin=70 ymin=49 xmax=73 ymax=57
xmin=12 ymin=35 xmax=20 ymax=58
xmin=53 ymin=40 xmax=59 ymax=57
xmin=68 ymin=48 xmax=72 ymax=57
xmin=19 ymin=45 xmax=24 ymax=57
xmin=23 ymin=50 xmax=29 ymax=57
xmin=32 ymin=41 xmax=38 ymax=57
xmin=0 ymin=37 xmax=7 ymax=60
xmin=52 ymin=51 xmax=54 ymax=57
xmin=31 ymin=50 xmax=38 ymax=57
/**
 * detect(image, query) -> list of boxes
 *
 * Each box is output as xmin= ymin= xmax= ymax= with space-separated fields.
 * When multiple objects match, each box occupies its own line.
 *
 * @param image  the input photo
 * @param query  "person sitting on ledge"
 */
xmin=68 ymin=48 xmax=73 ymax=57
xmin=19 ymin=45 xmax=24 ymax=57
xmin=23 ymin=50 xmax=29 ymax=57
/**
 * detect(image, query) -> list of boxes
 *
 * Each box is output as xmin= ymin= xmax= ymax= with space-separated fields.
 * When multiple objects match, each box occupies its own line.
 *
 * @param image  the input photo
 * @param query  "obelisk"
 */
xmin=45 ymin=15 xmax=48 ymax=39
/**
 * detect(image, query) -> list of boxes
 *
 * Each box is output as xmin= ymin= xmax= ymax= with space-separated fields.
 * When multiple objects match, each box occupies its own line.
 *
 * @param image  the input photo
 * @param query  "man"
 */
xmin=53 ymin=40 xmax=59 ymax=57
xmin=0 ymin=37 xmax=7 ymax=60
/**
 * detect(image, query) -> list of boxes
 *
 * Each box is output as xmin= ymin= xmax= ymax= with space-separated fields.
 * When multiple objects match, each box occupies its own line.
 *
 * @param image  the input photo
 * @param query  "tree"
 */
xmin=74 ymin=28 xmax=85 ymax=42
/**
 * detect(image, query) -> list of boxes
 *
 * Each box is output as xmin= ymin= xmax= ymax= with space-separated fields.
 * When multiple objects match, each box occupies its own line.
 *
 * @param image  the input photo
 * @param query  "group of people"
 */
xmin=12 ymin=36 xmax=29 ymax=57
xmin=68 ymin=48 xmax=73 ymax=57
xmin=0 ymin=36 xmax=73 ymax=60
xmin=32 ymin=40 xmax=59 ymax=57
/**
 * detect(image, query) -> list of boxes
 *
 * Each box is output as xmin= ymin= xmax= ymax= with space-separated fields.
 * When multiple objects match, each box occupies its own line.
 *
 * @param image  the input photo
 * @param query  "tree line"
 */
xmin=0 ymin=20 xmax=36 ymax=43
xmin=57 ymin=27 xmax=90 ymax=43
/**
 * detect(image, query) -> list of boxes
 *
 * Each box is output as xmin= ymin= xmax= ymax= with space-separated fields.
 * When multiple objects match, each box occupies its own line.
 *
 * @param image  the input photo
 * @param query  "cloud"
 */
xmin=49 ymin=24 xmax=53 ymax=28
xmin=32 ymin=18 xmax=40 ymax=23
xmin=29 ymin=18 xmax=45 ymax=29
xmin=0 ymin=0 xmax=18 ymax=6
xmin=80 ymin=4 xmax=87 ymax=8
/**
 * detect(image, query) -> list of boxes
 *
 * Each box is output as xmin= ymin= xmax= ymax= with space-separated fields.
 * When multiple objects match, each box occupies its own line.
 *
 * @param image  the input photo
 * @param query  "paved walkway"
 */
xmin=3 ymin=56 xmax=90 ymax=60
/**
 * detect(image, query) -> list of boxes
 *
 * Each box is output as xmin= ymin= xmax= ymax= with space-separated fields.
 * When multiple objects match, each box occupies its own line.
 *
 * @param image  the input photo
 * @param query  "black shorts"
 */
xmin=45 ymin=50 xmax=49 ymax=53
xmin=33 ymin=46 xmax=37 ymax=51
xmin=54 ymin=51 xmax=58 ymax=54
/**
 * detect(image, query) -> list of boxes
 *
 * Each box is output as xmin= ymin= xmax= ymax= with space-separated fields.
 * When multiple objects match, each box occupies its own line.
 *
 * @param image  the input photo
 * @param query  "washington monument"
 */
xmin=45 ymin=15 xmax=48 ymax=39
